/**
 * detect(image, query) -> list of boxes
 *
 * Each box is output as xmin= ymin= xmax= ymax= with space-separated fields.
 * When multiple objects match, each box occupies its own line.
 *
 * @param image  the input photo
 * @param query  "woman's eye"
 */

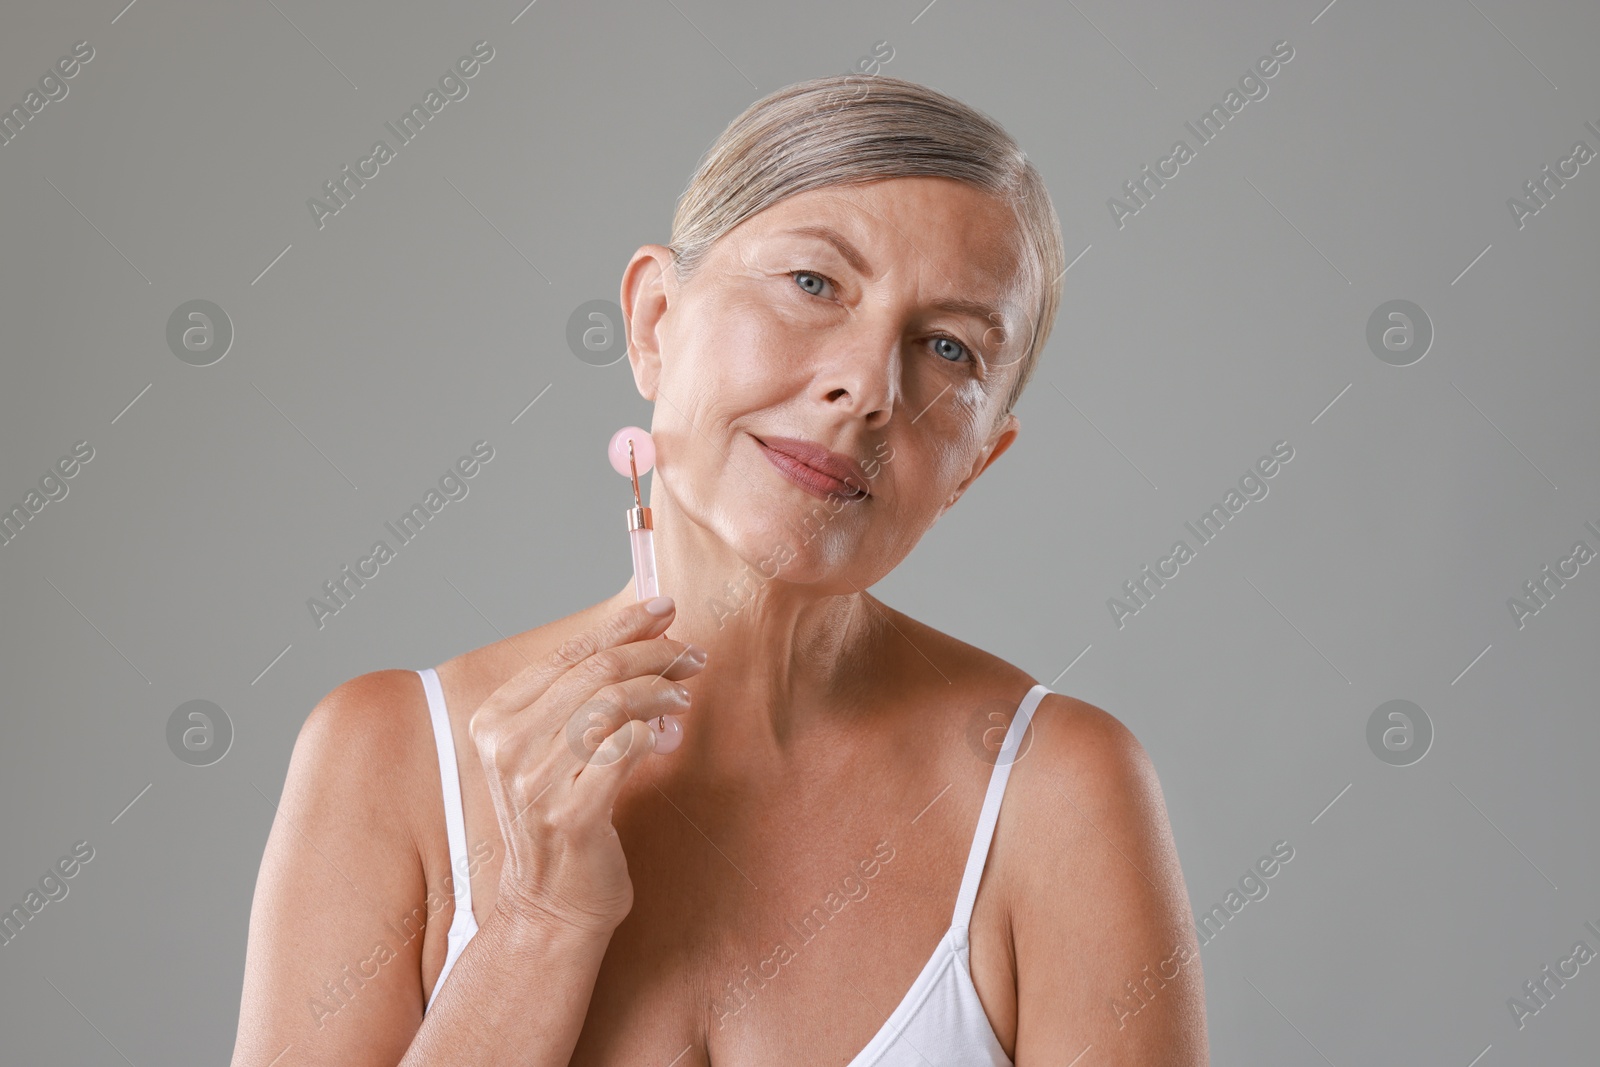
xmin=791 ymin=270 xmax=832 ymax=298
xmin=930 ymin=335 xmax=971 ymax=364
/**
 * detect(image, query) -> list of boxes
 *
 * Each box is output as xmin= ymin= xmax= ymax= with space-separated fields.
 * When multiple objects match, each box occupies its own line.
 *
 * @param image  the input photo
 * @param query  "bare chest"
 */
xmin=416 ymin=718 xmax=1020 ymax=1065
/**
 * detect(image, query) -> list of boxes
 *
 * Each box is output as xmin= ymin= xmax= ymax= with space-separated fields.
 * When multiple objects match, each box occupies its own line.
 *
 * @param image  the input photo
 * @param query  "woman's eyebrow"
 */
xmin=781 ymin=225 xmax=871 ymax=274
xmin=778 ymin=225 xmax=1008 ymax=329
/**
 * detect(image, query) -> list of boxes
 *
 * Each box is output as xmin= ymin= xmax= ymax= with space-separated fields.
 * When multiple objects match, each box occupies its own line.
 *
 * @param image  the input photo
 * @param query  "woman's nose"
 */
xmin=815 ymin=327 xmax=899 ymax=425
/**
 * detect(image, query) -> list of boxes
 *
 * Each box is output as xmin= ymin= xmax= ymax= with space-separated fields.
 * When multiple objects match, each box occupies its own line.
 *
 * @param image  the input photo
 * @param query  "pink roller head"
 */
xmin=609 ymin=426 xmax=655 ymax=478
xmin=651 ymin=714 xmax=683 ymax=753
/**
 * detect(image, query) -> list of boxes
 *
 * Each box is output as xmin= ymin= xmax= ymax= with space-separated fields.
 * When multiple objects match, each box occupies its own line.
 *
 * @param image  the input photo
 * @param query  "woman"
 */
xmin=231 ymin=74 xmax=1208 ymax=1066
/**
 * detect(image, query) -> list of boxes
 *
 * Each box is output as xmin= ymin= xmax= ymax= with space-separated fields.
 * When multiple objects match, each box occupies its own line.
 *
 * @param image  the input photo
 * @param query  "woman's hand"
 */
xmin=468 ymin=596 xmax=704 ymax=938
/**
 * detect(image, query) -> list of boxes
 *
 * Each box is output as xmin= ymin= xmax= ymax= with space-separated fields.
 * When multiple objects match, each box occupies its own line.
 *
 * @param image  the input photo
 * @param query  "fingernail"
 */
xmin=645 ymin=596 xmax=674 ymax=616
xmin=684 ymin=643 xmax=707 ymax=665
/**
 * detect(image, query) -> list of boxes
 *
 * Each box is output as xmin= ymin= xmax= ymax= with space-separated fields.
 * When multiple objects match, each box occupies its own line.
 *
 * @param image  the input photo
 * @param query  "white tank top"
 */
xmin=417 ymin=667 xmax=1052 ymax=1065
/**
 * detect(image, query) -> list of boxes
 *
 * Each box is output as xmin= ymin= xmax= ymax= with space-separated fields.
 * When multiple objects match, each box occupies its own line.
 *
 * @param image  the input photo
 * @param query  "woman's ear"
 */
xmin=620 ymin=245 xmax=676 ymax=402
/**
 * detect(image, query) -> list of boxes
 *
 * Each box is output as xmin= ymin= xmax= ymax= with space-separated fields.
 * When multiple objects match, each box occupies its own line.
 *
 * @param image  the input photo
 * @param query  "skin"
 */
xmin=230 ymin=176 xmax=1207 ymax=1065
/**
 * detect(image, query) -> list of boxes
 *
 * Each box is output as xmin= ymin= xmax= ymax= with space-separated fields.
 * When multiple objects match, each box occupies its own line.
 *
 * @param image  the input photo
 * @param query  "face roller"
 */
xmin=608 ymin=426 xmax=683 ymax=754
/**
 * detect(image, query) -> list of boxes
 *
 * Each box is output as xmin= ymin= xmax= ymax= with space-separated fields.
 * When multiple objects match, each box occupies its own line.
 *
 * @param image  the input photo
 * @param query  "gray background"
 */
xmin=2 ymin=0 xmax=1596 ymax=1063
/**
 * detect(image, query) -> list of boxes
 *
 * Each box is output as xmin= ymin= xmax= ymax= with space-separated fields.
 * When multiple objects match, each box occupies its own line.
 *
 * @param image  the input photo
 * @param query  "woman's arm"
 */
xmin=1009 ymin=696 xmax=1209 ymax=1065
xmin=232 ymin=598 xmax=703 ymax=1066
xmin=397 ymin=906 xmax=613 ymax=1065
xmin=228 ymin=671 xmax=614 ymax=1067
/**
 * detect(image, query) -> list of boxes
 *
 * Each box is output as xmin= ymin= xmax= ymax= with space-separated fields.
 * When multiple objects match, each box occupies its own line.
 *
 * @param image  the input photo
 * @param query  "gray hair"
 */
xmin=668 ymin=73 xmax=1065 ymax=419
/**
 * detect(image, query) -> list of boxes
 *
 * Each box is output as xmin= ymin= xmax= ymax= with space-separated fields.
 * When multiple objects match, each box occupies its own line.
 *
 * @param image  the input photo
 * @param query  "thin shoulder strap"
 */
xmin=951 ymin=684 xmax=1052 ymax=931
xmin=417 ymin=668 xmax=475 ymax=926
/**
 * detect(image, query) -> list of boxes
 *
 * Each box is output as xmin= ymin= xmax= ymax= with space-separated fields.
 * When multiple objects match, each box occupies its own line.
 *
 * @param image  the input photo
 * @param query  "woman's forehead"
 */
xmin=748 ymin=180 xmax=1021 ymax=257
xmin=726 ymin=179 xmax=1033 ymax=308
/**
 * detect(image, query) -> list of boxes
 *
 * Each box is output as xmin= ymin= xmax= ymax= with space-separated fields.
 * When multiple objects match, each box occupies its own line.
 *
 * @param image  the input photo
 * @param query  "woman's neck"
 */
xmin=602 ymin=497 xmax=893 ymax=771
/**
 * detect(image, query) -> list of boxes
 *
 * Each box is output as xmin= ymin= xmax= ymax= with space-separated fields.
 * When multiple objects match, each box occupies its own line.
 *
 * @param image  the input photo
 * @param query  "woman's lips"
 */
xmin=753 ymin=436 xmax=869 ymax=501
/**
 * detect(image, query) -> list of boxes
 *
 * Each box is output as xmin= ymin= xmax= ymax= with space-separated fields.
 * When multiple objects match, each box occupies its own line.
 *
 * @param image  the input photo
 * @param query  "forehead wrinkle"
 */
xmin=733 ymin=232 xmax=790 ymax=278
xmin=822 ymin=189 xmax=1028 ymax=338
xmin=836 ymin=190 xmax=956 ymax=292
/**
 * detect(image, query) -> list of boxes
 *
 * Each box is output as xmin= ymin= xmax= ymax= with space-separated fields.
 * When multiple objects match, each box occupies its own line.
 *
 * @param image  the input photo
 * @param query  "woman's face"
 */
xmin=622 ymin=176 xmax=1034 ymax=589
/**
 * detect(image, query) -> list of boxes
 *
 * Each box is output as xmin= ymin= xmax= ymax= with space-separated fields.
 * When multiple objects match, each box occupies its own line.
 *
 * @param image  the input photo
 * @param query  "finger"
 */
xmin=570 ymin=718 xmax=658 ymax=820
xmin=547 ymin=638 xmax=705 ymax=717
xmin=534 ymin=633 xmax=705 ymax=747
xmin=559 ymin=675 xmax=691 ymax=768
xmin=476 ymin=596 xmax=679 ymax=730
xmin=479 ymin=668 xmax=694 ymax=814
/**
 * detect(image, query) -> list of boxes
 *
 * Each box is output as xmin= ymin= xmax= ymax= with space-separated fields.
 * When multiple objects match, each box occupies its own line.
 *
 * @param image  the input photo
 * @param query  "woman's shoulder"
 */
xmin=880 ymin=600 xmax=1141 ymax=758
xmin=970 ymin=675 xmax=1144 ymax=786
xmin=288 ymin=668 xmax=442 ymax=852
xmin=299 ymin=668 xmax=434 ymax=765
xmin=970 ymin=665 xmax=1183 ymax=957
xmin=235 ymin=670 xmax=445 ymax=1056
xmin=882 ymin=602 xmax=1151 ymax=819
xmin=977 ymin=681 xmax=1200 ymax=1058
xmin=931 ymin=634 xmax=1150 ymax=817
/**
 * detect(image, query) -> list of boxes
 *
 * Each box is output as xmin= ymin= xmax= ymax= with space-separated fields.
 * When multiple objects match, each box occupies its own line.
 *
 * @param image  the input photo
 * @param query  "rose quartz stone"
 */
xmin=651 ymin=713 xmax=683 ymax=754
xmin=609 ymin=426 xmax=655 ymax=478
